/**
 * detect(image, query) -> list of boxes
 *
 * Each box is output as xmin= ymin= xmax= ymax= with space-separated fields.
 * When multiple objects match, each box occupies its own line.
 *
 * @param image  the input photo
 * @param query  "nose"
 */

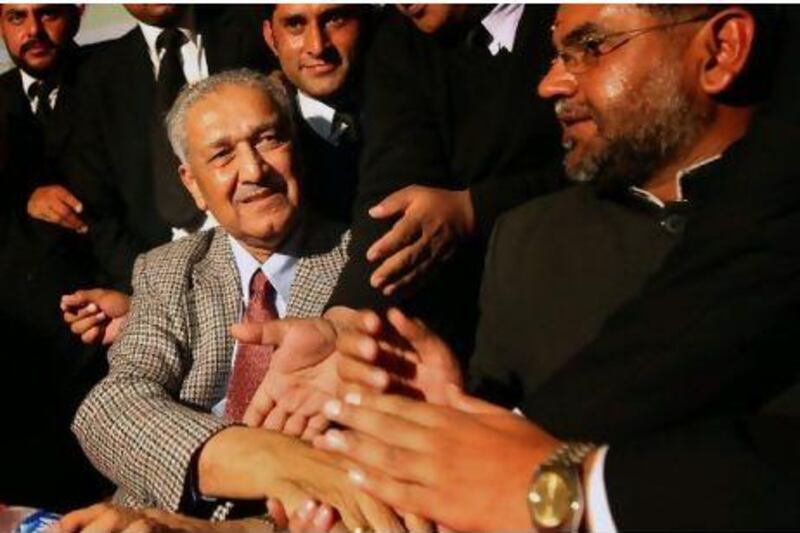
xmin=238 ymin=143 xmax=268 ymax=184
xmin=538 ymin=58 xmax=578 ymax=100
xmin=303 ymin=22 xmax=328 ymax=56
xmin=23 ymin=14 xmax=45 ymax=39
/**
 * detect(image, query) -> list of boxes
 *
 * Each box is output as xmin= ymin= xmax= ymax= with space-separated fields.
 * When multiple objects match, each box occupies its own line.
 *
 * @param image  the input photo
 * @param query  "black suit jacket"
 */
xmin=328 ymin=7 xmax=563 ymax=359
xmin=0 ymin=48 xmax=113 ymax=512
xmin=468 ymin=6 xmax=800 ymax=523
xmin=293 ymin=97 xmax=361 ymax=224
xmin=64 ymin=6 xmax=274 ymax=290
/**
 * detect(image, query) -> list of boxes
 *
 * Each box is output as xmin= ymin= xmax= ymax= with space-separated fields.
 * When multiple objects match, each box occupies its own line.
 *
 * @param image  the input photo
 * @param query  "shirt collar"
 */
xmin=227 ymin=229 xmax=300 ymax=309
xmin=296 ymin=90 xmax=338 ymax=143
xmin=481 ymin=4 xmax=524 ymax=55
xmin=20 ymin=69 xmax=38 ymax=99
xmin=138 ymin=8 xmax=199 ymax=58
xmin=630 ymin=154 xmax=722 ymax=208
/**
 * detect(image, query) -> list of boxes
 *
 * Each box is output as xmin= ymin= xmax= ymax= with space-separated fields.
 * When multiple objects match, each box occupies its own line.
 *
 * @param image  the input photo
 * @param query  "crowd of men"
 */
xmin=1 ymin=3 xmax=799 ymax=532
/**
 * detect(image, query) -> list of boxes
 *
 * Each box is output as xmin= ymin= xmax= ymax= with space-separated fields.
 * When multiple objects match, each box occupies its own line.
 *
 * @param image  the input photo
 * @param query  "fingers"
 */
xmin=444 ymin=383 xmax=506 ymax=415
xmin=63 ymin=301 xmax=98 ymax=322
xmin=61 ymin=290 xmax=92 ymax=311
xmin=368 ymin=187 xmax=413 ymax=221
xmin=337 ymin=351 xmax=389 ymax=392
xmin=267 ymin=498 xmax=289 ymax=530
xmin=242 ymin=394 xmax=275 ymax=428
xmin=301 ymin=413 xmax=330 ymax=442
xmin=403 ymin=512 xmax=435 ymax=533
xmin=321 ymin=394 xmax=440 ymax=448
xmin=45 ymin=201 xmax=88 ymax=233
xmin=290 ymin=500 xmax=335 ymax=532
xmin=345 ymin=463 xmax=434 ymax=522
xmin=353 ymin=490 xmax=405 ymax=533
xmin=370 ymin=238 xmax=431 ymax=294
xmin=69 ymin=309 xmax=108 ymax=334
xmin=57 ymin=503 xmax=108 ymax=533
xmin=263 ymin=405 xmax=289 ymax=432
xmin=230 ymin=320 xmax=288 ymax=346
xmin=367 ymin=212 xmax=420 ymax=264
xmin=326 ymin=306 xmax=381 ymax=337
xmin=283 ymin=411 xmax=309 ymax=438
xmin=315 ymin=427 xmax=433 ymax=485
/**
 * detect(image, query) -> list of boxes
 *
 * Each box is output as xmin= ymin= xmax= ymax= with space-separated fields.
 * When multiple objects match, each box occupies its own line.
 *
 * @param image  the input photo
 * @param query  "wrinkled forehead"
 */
xmin=187 ymin=85 xmax=281 ymax=144
xmin=551 ymin=4 xmax=654 ymax=48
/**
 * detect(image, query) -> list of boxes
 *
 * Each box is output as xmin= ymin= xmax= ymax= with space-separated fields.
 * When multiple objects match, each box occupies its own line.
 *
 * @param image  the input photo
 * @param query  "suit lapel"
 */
xmin=192 ymin=228 xmax=241 ymax=392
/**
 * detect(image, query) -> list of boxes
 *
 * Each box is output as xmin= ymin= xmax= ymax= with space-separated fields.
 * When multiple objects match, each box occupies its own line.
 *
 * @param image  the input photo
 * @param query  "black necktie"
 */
xmin=331 ymin=110 xmax=358 ymax=145
xmin=28 ymin=80 xmax=53 ymax=123
xmin=151 ymin=27 xmax=204 ymax=230
xmin=465 ymin=23 xmax=493 ymax=56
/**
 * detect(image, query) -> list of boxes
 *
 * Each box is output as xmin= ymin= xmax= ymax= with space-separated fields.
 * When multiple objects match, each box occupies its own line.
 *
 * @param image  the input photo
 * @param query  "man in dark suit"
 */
xmin=247 ymin=4 xmax=800 ymax=529
xmin=328 ymin=5 xmax=563 ymax=359
xmin=55 ymin=5 xmax=273 ymax=346
xmin=0 ymin=3 xmax=112 ymax=511
xmin=264 ymin=4 xmax=373 ymax=224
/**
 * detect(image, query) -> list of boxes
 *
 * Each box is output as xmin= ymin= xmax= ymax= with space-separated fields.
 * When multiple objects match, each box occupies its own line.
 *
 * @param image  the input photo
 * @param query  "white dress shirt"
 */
xmin=20 ymin=70 xmax=59 ymax=114
xmin=296 ymin=90 xmax=342 ymax=145
xmin=137 ymin=8 xmax=208 ymax=83
xmin=481 ymin=4 xmax=525 ymax=56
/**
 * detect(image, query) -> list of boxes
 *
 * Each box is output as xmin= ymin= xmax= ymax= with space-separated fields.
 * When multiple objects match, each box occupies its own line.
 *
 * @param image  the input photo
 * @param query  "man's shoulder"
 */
xmin=135 ymin=228 xmax=222 ymax=282
xmin=0 ymin=68 xmax=21 ymax=94
xmin=75 ymin=27 xmax=143 ymax=81
xmin=298 ymin=215 xmax=350 ymax=265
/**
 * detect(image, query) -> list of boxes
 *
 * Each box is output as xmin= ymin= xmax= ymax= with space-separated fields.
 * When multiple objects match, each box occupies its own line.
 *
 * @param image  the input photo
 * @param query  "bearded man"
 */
xmin=233 ymin=3 xmax=800 ymax=530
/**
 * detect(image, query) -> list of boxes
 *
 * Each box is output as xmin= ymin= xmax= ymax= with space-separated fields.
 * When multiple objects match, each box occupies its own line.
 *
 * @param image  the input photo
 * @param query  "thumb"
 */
xmin=230 ymin=319 xmax=289 ymax=346
xmin=445 ymin=384 xmax=506 ymax=415
xmin=369 ymin=188 xmax=412 ymax=219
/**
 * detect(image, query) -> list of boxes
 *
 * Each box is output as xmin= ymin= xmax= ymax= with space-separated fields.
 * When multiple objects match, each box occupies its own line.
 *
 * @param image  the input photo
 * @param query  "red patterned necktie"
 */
xmin=225 ymin=270 xmax=278 ymax=422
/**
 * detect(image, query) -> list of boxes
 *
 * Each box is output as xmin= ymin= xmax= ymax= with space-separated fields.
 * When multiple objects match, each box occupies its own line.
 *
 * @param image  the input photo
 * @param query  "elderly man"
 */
xmin=238 ymin=4 xmax=800 ymax=530
xmin=0 ymin=3 xmax=112 ymax=511
xmin=70 ymin=69 xmax=398 ymax=531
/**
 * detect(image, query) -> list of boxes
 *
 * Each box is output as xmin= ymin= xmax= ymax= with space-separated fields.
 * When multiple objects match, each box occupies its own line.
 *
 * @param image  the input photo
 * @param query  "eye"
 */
xmin=325 ymin=14 xmax=347 ymax=29
xmin=581 ymin=37 xmax=605 ymax=58
xmin=39 ymin=7 xmax=63 ymax=22
xmin=209 ymin=147 xmax=233 ymax=165
xmin=6 ymin=11 xmax=25 ymax=25
xmin=256 ymin=132 xmax=284 ymax=151
xmin=282 ymin=16 xmax=306 ymax=33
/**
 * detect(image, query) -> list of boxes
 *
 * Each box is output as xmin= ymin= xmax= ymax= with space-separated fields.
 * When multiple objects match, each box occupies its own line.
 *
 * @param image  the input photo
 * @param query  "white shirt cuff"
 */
xmin=585 ymin=445 xmax=618 ymax=533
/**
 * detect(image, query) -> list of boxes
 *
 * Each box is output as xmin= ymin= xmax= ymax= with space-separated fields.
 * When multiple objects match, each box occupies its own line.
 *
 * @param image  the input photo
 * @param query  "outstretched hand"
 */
xmin=367 ymin=185 xmax=475 ymax=296
xmin=314 ymin=387 xmax=560 ymax=532
xmin=61 ymin=288 xmax=130 ymax=345
xmin=336 ymin=307 xmax=463 ymax=404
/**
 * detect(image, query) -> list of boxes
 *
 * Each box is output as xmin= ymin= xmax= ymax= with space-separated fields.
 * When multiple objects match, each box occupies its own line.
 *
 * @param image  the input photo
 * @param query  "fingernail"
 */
xmin=368 ymin=206 xmax=381 ymax=217
xmin=344 ymin=392 xmax=361 ymax=406
xmin=298 ymin=499 xmax=316 ymax=520
xmin=372 ymin=276 xmax=384 ymax=287
xmin=348 ymin=468 xmax=366 ymax=486
xmin=87 ymin=303 xmax=98 ymax=312
xmin=324 ymin=429 xmax=347 ymax=451
xmin=96 ymin=312 xmax=106 ymax=320
xmin=313 ymin=505 xmax=333 ymax=528
xmin=358 ymin=338 xmax=374 ymax=356
xmin=372 ymin=370 xmax=388 ymax=388
xmin=323 ymin=399 xmax=342 ymax=418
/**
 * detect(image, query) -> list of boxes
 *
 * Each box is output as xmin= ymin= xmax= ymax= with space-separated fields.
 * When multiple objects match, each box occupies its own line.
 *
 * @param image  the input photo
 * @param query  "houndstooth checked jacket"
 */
xmin=72 ymin=218 xmax=350 ymax=511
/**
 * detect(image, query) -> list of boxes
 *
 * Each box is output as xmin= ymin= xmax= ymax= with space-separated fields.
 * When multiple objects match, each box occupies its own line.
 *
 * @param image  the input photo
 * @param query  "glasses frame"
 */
xmin=553 ymin=12 xmax=713 ymax=75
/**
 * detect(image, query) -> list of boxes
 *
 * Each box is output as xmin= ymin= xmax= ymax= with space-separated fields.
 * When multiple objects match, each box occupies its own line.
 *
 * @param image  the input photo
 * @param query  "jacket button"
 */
xmin=660 ymin=213 xmax=686 ymax=234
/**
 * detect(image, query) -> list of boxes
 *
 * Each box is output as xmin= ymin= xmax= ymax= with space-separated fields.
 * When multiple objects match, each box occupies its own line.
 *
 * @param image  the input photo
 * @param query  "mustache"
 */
xmin=20 ymin=38 xmax=54 ymax=55
xmin=232 ymin=182 xmax=283 ymax=204
xmin=554 ymin=99 xmax=594 ymax=123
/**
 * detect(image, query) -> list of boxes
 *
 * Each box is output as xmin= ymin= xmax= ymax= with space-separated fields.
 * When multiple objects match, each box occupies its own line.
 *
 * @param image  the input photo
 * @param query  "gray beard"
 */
xmin=566 ymin=67 xmax=710 ymax=195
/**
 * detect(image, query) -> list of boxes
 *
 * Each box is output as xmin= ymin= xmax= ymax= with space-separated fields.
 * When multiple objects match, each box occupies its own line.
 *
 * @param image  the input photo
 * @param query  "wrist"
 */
xmin=456 ymin=189 xmax=476 ymax=237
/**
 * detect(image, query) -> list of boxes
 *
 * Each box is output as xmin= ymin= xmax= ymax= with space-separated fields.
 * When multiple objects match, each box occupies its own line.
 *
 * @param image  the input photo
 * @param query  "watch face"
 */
xmin=529 ymin=470 xmax=572 ymax=528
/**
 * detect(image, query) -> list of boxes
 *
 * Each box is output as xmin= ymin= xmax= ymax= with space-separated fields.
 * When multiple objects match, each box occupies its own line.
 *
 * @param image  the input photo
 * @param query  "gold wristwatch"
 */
xmin=527 ymin=441 xmax=596 ymax=533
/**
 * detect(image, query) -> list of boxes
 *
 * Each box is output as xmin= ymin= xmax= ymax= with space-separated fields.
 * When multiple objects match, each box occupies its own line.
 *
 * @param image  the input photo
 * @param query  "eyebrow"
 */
xmin=205 ymin=119 xmax=280 ymax=150
xmin=561 ymin=22 xmax=605 ymax=47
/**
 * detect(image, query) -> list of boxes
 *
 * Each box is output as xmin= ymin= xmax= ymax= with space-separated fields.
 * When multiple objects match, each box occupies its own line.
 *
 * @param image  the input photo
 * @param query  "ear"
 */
xmin=263 ymin=18 xmax=278 ymax=56
xmin=698 ymin=8 xmax=756 ymax=96
xmin=179 ymin=163 xmax=207 ymax=212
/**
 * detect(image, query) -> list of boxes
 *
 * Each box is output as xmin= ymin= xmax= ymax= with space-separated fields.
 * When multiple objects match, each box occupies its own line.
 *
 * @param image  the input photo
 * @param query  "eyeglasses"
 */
xmin=552 ymin=13 xmax=712 ymax=75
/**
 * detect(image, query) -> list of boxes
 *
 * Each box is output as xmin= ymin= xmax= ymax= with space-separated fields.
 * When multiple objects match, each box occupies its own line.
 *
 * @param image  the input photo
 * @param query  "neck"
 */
xmin=643 ymin=107 xmax=755 ymax=202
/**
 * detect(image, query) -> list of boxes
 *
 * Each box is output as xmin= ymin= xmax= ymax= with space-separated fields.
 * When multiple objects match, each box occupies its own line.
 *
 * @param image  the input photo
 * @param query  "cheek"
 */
xmin=43 ymin=21 xmax=69 ymax=45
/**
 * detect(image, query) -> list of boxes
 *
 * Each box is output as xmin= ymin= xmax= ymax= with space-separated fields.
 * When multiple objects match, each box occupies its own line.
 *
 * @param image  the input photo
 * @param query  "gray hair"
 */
xmin=165 ymin=68 xmax=295 ymax=163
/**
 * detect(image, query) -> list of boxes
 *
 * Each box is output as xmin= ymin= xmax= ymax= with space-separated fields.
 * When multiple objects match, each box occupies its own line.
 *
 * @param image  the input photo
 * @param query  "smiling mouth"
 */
xmin=239 ymin=188 xmax=274 ymax=204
